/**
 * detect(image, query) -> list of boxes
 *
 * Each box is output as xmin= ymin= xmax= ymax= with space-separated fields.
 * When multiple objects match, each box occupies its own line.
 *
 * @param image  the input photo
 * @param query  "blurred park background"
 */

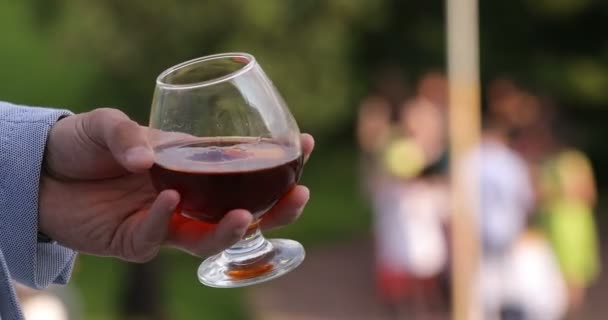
xmin=2 ymin=0 xmax=608 ymax=319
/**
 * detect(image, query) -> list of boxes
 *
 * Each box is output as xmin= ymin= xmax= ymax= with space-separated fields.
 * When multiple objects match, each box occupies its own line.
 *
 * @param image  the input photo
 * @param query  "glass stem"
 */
xmin=223 ymin=221 xmax=273 ymax=264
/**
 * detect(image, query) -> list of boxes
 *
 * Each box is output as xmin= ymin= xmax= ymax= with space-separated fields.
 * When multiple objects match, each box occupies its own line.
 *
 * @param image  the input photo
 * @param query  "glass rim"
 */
xmin=156 ymin=52 xmax=256 ymax=90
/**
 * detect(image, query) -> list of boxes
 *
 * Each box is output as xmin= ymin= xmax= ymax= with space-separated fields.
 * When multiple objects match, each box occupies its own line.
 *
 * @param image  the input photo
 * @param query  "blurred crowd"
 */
xmin=357 ymin=69 xmax=600 ymax=320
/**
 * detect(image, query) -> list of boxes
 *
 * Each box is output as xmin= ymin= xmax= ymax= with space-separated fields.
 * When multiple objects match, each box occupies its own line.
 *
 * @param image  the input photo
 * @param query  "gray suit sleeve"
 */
xmin=0 ymin=101 xmax=77 ymax=289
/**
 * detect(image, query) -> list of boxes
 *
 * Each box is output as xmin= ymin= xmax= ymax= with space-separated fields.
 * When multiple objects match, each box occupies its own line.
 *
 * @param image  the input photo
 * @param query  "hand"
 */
xmin=39 ymin=108 xmax=314 ymax=262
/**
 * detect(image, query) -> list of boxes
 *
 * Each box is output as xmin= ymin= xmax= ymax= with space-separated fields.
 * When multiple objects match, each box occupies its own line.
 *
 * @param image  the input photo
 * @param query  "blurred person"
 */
xmin=357 ymin=66 xmax=412 ymax=318
xmin=357 ymin=65 xmax=409 ymax=195
xmin=394 ymin=72 xmax=449 ymax=173
xmin=465 ymin=118 xmax=536 ymax=320
xmin=376 ymin=141 xmax=448 ymax=319
xmin=400 ymin=97 xmax=443 ymax=164
xmin=357 ymin=95 xmax=392 ymax=195
xmin=485 ymin=84 xmax=597 ymax=319
xmin=375 ymin=73 xmax=451 ymax=319
xmin=406 ymin=72 xmax=451 ymax=309
xmin=392 ymin=178 xmax=449 ymax=318
xmin=0 ymin=101 xmax=314 ymax=319
xmin=394 ymin=72 xmax=449 ymax=187
xmin=480 ymin=80 xmax=535 ymax=258
xmin=500 ymin=230 xmax=568 ymax=320
xmin=523 ymin=107 xmax=600 ymax=318
xmin=416 ymin=71 xmax=449 ymax=110
xmin=464 ymin=79 xmax=537 ymax=320
xmin=486 ymin=78 xmax=541 ymax=132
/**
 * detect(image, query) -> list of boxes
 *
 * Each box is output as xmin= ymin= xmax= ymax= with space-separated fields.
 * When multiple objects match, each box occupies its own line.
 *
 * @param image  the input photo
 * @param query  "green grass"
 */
xmin=69 ymin=143 xmax=371 ymax=319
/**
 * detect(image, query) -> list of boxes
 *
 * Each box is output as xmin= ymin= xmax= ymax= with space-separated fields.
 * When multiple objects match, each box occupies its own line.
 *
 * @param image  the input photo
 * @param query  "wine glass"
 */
xmin=148 ymin=53 xmax=305 ymax=288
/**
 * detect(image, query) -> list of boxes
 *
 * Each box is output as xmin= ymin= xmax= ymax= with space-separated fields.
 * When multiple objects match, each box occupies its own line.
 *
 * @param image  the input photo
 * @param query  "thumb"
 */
xmin=131 ymin=190 xmax=181 ymax=262
xmin=83 ymin=108 xmax=154 ymax=172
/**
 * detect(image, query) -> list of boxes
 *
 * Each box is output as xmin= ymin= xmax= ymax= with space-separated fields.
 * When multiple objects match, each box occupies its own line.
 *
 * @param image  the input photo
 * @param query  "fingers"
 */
xmin=83 ymin=108 xmax=154 ymax=172
xmin=206 ymin=210 xmax=253 ymax=254
xmin=129 ymin=190 xmax=180 ymax=262
xmin=255 ymin=134 xmax=312 ymax=231
xmin=168 ymin=210 xmax=253 ymax=257
xmin=137 ymin=190 xmax=181 ymax=245
xmin=301 ymin=133 xmax=315 ymax=163
xmin=168 ymin=184 xmax=310 ymax=256
xmin=260 ymin=185 xmax=310 ymax=231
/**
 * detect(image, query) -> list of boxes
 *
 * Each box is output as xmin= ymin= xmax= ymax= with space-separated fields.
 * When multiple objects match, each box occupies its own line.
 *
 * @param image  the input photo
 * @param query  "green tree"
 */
xmin=34 ymin=0 xmax=387 ymax=135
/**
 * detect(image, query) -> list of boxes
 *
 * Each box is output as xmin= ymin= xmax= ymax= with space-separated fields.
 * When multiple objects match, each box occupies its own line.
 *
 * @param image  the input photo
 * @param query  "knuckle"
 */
xmin=93 ymin=107 xmax=126 ymax=120
xmin=83 ymin=108 xmax=134 ymax=142
xmin=96 ymin=108 xmax=132 ymax=127
xmin=112 ymin=118 xmax=139 ymax=137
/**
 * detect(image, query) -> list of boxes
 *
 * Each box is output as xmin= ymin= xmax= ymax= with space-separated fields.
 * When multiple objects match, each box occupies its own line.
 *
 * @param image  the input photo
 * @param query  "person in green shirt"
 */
xmin=539 ymin=148 xmax=600 ymax=314
xmin=521 ymin=106 xmax=600 ymax=317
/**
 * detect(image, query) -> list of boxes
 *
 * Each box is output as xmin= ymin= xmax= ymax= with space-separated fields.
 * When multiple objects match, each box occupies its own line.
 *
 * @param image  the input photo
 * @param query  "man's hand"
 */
xmin=39 ymin=108 xmax=313 ymax=262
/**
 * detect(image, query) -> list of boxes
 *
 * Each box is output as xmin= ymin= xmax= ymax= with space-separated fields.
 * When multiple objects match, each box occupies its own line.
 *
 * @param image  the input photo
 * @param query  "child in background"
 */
xmin=539 ymin=148 xmax=600 ymax=316
xmin=375 ymin=76 xmax=450 ymax=318
xmin=515 ymin=101 xmax=600 ymax=318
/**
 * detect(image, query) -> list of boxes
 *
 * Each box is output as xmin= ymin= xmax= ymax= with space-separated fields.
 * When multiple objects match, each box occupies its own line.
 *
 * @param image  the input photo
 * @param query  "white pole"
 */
xmin=447 ymin=0 xmax=481 ymax=319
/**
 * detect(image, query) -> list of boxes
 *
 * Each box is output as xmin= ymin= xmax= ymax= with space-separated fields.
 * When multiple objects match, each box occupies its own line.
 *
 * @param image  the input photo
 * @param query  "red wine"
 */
xmin=150 ymin=137 xmax=303 ymax=223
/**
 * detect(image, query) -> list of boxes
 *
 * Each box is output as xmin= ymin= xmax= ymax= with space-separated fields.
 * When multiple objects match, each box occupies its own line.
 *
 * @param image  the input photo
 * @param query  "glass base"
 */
xmin=197 ymin=239 xmax=305 ymax=288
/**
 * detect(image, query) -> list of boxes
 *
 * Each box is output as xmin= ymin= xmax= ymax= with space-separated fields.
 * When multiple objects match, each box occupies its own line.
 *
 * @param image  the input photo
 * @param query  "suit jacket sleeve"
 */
xmin=0 ymin=101 xmax=77 ymax=290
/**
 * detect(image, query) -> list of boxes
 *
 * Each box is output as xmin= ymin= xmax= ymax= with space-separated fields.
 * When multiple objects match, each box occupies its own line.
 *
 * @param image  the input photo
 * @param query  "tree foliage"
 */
xmin=32 ymin=0 xmax=387 ymax=134
xmin=14 ymin=0 xmax=608 ymax=134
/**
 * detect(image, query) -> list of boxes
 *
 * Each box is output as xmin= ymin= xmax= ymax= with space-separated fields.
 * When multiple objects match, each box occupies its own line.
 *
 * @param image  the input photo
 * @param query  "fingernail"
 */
xmin=126 ymin=146 xmax=154 ymax=167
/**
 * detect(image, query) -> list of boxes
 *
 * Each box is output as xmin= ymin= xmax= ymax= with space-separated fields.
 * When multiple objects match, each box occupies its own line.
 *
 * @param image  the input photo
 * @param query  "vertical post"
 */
xmin=447 ymin=0 xmax=481 ymax=319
